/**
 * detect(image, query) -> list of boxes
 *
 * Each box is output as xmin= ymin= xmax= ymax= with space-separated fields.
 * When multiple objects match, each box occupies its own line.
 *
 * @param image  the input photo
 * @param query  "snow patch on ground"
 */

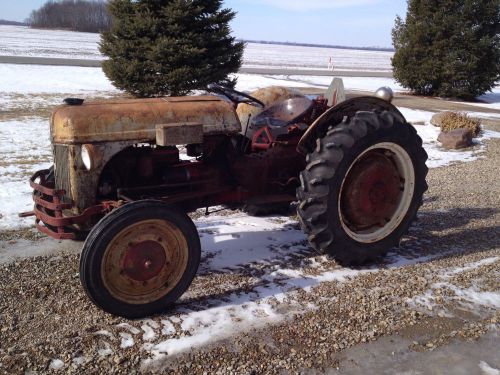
xmin=49 ymin=359 xmax=64 ymax=370
xmin=399 ymin=107 xmax=500 ymax=168
xmin=138 ymin=216 xmax=454 ymax=369
xmin=145 ymin=295 xmax=286 ymax=359
xmin=0 ymin=238 xmax=81 ymax=264
xmin=469 ymin=86 xmax=500 ymax=111
xmin=97 ymin=341 xmax=113 ymax=357
xmin=0 ymin=118 xmax=52 ymax=230
xmin=0 ymin=64 xmax=117 ymax=95
xmin=480 ymin=361 xmax=500 ymax=375
xmin=119 ymin=333 xmax=135 ymax=349
xmin=407 ymin=257 xmax=500 ymax=317
xmin=141 ymin=320 xmax=159 ymax=341
xmin=0 ymin=208 xmax=490 ymax=367
xmin=233 ymin=73 xmax=315 ymax=92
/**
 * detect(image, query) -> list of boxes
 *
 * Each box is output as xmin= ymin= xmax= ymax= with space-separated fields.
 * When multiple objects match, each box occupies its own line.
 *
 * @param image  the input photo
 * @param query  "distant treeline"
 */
xmin=0 ymin=19 xmax=27 ymax=26
xmin=27 ymin=0 xmax=111 ymax=33
xmin=241 ymin=39 xmax=395 ymax=53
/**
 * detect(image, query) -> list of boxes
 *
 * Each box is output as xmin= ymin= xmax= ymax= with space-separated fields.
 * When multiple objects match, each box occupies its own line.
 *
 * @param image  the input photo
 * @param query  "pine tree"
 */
xmin=392 ymin=0 xmax=500 ymax=100
xmin=100 ymin=0 xmax=244 ymax=97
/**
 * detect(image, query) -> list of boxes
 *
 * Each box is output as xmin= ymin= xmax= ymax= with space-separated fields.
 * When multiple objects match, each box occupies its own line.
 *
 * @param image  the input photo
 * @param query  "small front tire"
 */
xmin=79 ymin=200 xmax=200 ymax=318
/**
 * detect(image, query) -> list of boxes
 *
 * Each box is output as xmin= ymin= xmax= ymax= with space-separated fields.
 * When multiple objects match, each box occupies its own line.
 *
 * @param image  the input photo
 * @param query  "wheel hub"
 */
xmin=101 ymin=219 xmax=189 ymax=304
xmin=341 ymin=152 xmax=402 ymax=230
xmin=123 ymin=241 xmax=166 ymax=282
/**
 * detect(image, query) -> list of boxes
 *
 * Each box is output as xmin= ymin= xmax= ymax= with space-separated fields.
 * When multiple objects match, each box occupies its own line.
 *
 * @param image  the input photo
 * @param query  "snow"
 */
xmin=197 ymin=214 xmax=306 ymax=271
xmin=0 ymin=118 xmax=52 ymax=229
xmin=0 ymin=63 xmax=117 ymax=94
xmin=160 ymin=320 xmax=176 ymax=335
xmin=0 ymin=238 xmax=81 ymax=264
xmin=408 ymin=257 xmax=500 ymax=317
xmin=119 ymin=333 xmax=135 ymax=349
xmin=141 ymin=320 xmax=159 ymax=341
xmin=49 ymin=359 xmax=64 ymax=370
xmin=0 ymin=25 xmax=393 ymax=72
xmin=72 ymin=356 xmax=87 ymax=366
xmin=399 ymin=108 xmax=500 ymax=168
xmin=243 ymin=43 xmax=393 ymax=72
xmin=116 ymin=323 xmax=141 ymax=335
xmin=0 ymin=26 xmax=102 ymax=60
xmin=470 ymin=86 xmax=500 ymax=111
xmin=149 ymin=296 xmax=284 ymax=357
xmin=269 ymin=75 xmax=404 ymax=92
xmin=97 ymin=341 xmax=113 ymax=357
xmin=233 ymin=73 xmax=315 ymax=92
xmin=137 ymin=212 xmax=465 ymax=367
xmin=94 ymin=330 xmax=113 ymax=338
xmin=480 ymin=361 xmax=500 ymax=375
xmin=448 ymin=257 xmax=499 ymax=275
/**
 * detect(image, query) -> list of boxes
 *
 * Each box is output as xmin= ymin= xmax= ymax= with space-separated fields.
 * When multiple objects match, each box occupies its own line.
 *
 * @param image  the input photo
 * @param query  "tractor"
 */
xmin=26 ymin=79 xmax=428 ymax=318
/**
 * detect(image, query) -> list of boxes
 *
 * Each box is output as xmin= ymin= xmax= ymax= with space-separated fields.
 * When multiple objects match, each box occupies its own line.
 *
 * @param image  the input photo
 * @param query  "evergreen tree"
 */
xmin=392 ymin=0 xmax=500 ymax=99
xmin=100 ymin=0 xmax=244 ymax=97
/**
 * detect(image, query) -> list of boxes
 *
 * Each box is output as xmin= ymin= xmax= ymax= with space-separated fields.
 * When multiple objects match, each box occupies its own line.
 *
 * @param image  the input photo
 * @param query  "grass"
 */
xmin=439 ymin=112 xmax=481 ymax=137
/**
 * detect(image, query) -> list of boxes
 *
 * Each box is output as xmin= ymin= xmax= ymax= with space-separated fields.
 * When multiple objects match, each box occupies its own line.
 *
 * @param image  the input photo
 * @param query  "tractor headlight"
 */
xmin=81 ymin=145 xmax=93 ymax=170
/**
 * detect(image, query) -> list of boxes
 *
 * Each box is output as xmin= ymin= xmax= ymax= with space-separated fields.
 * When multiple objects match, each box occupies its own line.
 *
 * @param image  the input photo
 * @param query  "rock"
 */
xmin=431 ymin=111 xmax=454 ymax=127
xmin=438 ymin=129 xmax=473 ymax=149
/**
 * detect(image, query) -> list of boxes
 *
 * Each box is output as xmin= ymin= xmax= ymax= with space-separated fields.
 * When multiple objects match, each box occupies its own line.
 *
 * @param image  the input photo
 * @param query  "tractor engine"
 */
xmin=229 ymin=133 xmax=306 ymax=195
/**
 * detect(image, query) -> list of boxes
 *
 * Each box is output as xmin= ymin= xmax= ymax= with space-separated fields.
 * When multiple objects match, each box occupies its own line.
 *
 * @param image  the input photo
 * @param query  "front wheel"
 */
xmin=79 ymin=200 xmax=200 ymax=318
xmin=297 ymin=110 xmax=428 ymax=265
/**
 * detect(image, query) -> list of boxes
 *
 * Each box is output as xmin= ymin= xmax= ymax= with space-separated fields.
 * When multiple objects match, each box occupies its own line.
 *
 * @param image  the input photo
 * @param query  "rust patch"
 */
xmin=51 ymin=95 xmax=241 ymax=144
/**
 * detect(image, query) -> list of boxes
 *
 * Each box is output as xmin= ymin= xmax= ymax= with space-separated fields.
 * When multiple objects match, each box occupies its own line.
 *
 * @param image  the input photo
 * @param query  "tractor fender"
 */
xmin=297 ymin=96 xmax=405 ymax=155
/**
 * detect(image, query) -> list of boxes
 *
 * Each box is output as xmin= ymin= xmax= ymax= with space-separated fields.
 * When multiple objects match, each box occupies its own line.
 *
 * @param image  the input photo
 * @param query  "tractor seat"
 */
xmin=251 ymin=98 xmax=313 ymax=128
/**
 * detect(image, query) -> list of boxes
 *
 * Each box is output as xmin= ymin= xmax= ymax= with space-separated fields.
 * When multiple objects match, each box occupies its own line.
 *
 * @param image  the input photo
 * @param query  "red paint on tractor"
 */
xmin=122 ymin=241 xmax=166 ymax=282
xmin=341 ymin=152 xmax=402 ymax=230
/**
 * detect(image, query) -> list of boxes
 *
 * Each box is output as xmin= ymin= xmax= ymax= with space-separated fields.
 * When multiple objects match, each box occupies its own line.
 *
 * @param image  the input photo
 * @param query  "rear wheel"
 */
xmin=80 ymin=200 xmax=200 ymax=318
xmin=297 ymin=110 xmax=428 ymax=265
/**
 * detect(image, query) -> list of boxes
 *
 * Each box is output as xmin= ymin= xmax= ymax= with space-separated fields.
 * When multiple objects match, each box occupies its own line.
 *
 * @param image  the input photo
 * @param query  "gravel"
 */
xmin=0 ymin=136 xmax=499 ymax=374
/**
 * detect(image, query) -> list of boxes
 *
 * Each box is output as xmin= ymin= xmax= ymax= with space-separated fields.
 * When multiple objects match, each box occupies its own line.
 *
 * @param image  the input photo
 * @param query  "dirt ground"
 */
xmin=0 ymin=91 xmax=499 ymax=374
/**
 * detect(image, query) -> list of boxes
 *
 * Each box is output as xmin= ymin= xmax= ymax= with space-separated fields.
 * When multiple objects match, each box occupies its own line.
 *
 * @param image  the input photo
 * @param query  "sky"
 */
xmin=1 ymin=0 xmax=409 ymax=48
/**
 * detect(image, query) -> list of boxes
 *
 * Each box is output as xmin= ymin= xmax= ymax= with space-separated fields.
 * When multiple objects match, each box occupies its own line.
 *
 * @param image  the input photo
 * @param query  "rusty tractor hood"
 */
xmin=51 ymin=95 xmax=241 ymax=144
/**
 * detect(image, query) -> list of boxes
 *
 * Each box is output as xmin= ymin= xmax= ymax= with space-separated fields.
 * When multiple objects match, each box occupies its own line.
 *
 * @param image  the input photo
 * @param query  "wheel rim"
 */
xmin=338 ymin=142 xmax=415 ymax=244
xmin=101 ymin=219 xmax=189 ymax=305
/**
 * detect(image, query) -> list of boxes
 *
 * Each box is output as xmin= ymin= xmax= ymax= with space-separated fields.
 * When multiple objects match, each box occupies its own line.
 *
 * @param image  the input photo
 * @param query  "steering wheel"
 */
xmin=207 ymin=83 xmax=265 ymax=108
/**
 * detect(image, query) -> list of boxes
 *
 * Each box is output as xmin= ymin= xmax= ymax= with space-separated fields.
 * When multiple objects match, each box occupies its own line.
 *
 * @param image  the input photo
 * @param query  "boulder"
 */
xmin=431 ymin=111 xmax=454 ymax=127
xmin=438 ymin=129 xmax=473 ymax=149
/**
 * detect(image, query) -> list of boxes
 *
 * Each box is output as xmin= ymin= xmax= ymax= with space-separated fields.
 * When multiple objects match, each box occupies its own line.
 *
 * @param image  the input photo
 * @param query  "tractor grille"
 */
xmin=53 ymin=144 xmax=72 ymax=202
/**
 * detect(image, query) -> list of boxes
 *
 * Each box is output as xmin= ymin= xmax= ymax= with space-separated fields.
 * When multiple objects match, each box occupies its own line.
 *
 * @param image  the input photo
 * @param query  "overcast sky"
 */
xmin=1 ymin=0 xmax=408 ymax=48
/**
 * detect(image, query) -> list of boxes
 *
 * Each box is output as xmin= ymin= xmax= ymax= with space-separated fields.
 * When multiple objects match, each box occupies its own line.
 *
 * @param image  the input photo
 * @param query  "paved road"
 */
xmin=0 ymin=55 xmax=393 ymax=77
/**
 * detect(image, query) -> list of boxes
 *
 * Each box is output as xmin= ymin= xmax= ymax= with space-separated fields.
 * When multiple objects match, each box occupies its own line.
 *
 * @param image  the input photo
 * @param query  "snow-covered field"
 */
xmin=0 ymin=25 xmax=393 ymax=71
xmin=0 ymin=26 xmax=102 ymax=60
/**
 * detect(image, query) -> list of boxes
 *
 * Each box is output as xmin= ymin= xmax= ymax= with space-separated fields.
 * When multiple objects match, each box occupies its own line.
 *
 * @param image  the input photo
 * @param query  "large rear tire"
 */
xmin=80 ymin=200 xmax=200 ymax=318
xmin=297 ymin=110 xmax=428 ymax=265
